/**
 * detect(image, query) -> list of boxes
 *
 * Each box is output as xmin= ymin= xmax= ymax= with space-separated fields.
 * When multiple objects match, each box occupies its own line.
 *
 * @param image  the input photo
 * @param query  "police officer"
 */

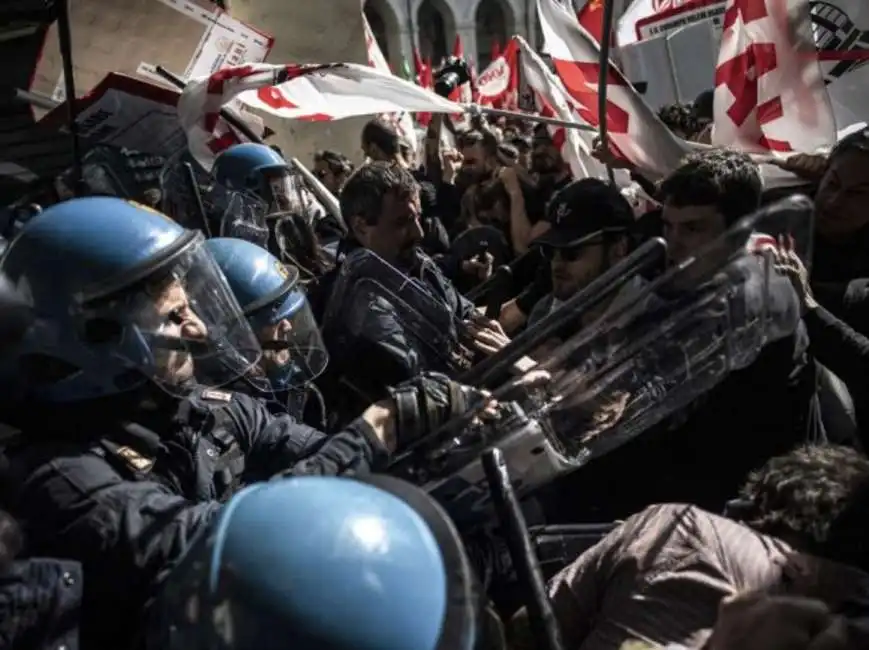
xmin=317 ymin=162 xmax=508 ymax=428
xmin=0 ymin=197 xmax=484 ymax=649
xmin=213 ymin=143 xmax=328 ymax=271
xmin=148 ymin=474 xmax=507 ymax=650
xmin=213 ymin=142 xmax=302 ymax=214
xmin=205 ymin=236 xmax=329 ymax=426
xmin=0 ymin=272 xmax=83 ymax=650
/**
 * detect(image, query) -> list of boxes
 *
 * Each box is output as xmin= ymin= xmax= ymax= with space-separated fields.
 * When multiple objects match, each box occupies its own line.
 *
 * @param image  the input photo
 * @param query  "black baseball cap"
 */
xmin=533 ymin=178 xmax=634 ymax=248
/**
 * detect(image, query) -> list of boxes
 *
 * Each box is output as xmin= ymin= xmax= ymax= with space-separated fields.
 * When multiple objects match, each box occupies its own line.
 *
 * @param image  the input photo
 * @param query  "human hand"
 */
xmin=461 ymin=252 xmax=494 ymax=282
xmin=465 ymin=315 xmax=511 ymax=356
xmin=704 ymin=592 xmax=850 ymax=650
xmin=770 ymin=153 xmax=828 ymax=182
xmin=771 ymin=234 xmax=817 ymax=312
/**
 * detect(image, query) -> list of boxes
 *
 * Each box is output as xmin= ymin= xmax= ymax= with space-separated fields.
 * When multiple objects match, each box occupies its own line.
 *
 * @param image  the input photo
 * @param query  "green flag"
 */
xmin=400 ymin=57 xmax=414 ymax=82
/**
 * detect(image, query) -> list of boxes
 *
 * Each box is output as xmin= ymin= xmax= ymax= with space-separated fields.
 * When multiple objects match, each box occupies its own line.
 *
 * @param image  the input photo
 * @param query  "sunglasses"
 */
xmin=540 ymin=241 xmax=603 ymax=262
xmin=540 ymin=240 xmax=603 ymax=262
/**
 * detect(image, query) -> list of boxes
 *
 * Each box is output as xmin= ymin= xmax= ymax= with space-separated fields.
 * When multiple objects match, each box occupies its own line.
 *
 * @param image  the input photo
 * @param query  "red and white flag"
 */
xmin=362 ymin=12 xmax=419 ymax=154
xmin=476 ymin=37 xmax=520 ymax=109
xmin=515 ymin=36 xmax=605 ymax=180
xmin=538 ymin=0 xmax=690 ymax=178
xmin=713 ymin=0 xmax=837 ymax=156
xmin=178 ymin=62 xmax=463 ymax=168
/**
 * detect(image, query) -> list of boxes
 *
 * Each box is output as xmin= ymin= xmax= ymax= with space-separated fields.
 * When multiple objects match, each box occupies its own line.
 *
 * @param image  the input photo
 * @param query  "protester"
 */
xmin=7 ymin=18 xmax=869 ymax=650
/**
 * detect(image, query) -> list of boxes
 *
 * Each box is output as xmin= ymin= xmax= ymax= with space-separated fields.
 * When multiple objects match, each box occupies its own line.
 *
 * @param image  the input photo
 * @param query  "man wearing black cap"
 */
xmin=526 ymin=178 xmax=641 ymax=330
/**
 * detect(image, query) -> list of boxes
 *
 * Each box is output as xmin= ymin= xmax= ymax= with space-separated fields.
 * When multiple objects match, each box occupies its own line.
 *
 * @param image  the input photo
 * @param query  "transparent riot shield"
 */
xmin=525 ymin=194 xmax=812 ymax=467
xmin=387 ymin=238 xmax=668 ymax=527
xmin=218 ymin=189 xmax=270 ymax=248
xmin=267 ymin=167 xmax=325 ymax=226
xmin=322 ymin=248 xmax=478 ymax=376
xmin=402 ymin=196 xmax=812 ymax=529
xmin=159 ymin=153 xmax=268 ymax=246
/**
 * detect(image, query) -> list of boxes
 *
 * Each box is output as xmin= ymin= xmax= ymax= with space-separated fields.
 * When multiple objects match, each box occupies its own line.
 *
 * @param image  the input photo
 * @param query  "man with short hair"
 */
xmin=513 ymin=445 xmax=869 ymax=650
xmin=457 ymin=129 xmax=501 ymax=188
xmin=527 ymin=179 xmax=639 ymax=330
xmin=312 ymin=149 xmax=353 ymax=196
xmin=361 ymin=118 xmax=404 ymax=164
xmin=659 ymin=148 xmax=763 ymax=265
xmin=541 ymin=149 xmax=817 ymax=522
xmin=317 ymin=162 xmax=506 ymax=426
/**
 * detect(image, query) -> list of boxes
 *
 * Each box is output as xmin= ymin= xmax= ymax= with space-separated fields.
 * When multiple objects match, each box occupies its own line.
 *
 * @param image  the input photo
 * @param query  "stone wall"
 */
xmin=230 ymin=0 xmax=371 ymax=166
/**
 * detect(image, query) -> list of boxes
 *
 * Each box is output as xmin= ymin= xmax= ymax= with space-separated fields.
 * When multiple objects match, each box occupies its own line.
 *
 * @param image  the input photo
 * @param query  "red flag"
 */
xmin=453 ymin=34 xmax=464 ymax=59
xmin=713 ymin=0 xmax=835 ymax=155
xmin=539 ymin=0 xmax=688 ymax=178
xmin=490 ymin=41 xmax=501 ymax=63
xmin=413 ymin=47 xmax=424 ymax=84
xmin=477 ymin=38 xmax=520 ymax=110
xmin=418 ymin=57 xmax=434 ymax=126
xmin=576 ymin=0 xmax=608 ymax=45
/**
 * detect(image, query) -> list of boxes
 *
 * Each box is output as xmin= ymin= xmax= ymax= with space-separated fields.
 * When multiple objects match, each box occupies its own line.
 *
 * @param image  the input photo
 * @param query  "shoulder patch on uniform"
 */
xmin=116 ymin=446 xmax=155 ymax=473
xmin=201 ymin=389 xmax=233 ymax=403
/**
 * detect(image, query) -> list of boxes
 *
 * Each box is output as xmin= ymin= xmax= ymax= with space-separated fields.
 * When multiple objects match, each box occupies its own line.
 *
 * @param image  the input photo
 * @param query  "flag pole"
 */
xmin=56 ymin=0 xmax=85 ymax=196
xmin=471 ymin=105 xmax=596 ymax=131
xmin=597 ymin=0 xmax=617 ymax=183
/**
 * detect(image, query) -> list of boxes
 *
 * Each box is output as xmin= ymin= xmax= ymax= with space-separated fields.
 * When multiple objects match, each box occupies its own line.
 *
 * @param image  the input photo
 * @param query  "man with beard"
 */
xmin=525 ymin=124 xmax=573 ymax=236
xmin=360 ymin=119 xmax=407 ymax=166
xmin=493 ymin=125 xmax=574 ymax=333
xmin=456 ymin=129 xmax=500 ymax=189
xmin=538 ymin=149 xmax=817 ymax=522
xmin=526 ymin=179 xmax=640 ymax=329
xmin=316 ymin=162 xmax=508 ymax=427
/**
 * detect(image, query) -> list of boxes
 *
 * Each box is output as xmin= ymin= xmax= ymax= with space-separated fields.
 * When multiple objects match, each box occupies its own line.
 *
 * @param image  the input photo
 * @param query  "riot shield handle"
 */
xmin=460 ymin=238 xmax=667 ymax=387
xmin=481 ymin=447 xmax=565 ymax=650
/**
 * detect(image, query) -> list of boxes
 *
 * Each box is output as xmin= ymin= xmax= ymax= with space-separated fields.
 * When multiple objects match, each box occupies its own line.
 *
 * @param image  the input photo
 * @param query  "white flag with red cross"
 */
xmin=713 ymin=0 xmax=837 ymax=155
xmin=537 ymin=0 xmax=690 ymax=178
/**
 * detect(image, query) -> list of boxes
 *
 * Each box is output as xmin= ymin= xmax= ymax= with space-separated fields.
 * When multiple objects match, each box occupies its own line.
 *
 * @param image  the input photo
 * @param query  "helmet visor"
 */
xmin=254 ymin=287 xmax=329 ymax=389
xmin=262 ymin=168 xmax=310 ymax=216
xmin=91 ymin=232 xmax=263 ymax=395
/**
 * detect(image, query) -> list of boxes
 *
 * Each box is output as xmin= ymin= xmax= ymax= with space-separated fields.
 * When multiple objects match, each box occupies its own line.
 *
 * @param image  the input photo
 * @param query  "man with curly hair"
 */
xmin=510 ymin=445 xmax=869 ymax=650
xmin=657 ymin=102 xmax=702 ymax=140
xmin=735 ymin=444 xmax=869 ymax=554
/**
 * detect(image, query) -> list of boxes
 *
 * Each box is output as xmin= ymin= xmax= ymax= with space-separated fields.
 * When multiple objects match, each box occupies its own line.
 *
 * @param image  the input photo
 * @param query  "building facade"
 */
xmin=364 ymin=0 xmax=543 ymax=72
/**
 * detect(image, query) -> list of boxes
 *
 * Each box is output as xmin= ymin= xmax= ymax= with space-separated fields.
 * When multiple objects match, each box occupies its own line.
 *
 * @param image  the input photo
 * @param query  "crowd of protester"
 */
xmin=2 ymin=56 xmax=869 ymax=650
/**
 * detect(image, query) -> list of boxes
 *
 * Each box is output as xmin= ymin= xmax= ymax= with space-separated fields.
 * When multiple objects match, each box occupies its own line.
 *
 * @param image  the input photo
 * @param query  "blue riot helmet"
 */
xmin=213 ymin=143 xmax=303 ymax=215
xmin=205 ymin=237 xmax=328 ymax=390
xmin=0 ymin=197 xmax=263 ymax=402
xmin=149 ymin=475 xmax=506 ymax=650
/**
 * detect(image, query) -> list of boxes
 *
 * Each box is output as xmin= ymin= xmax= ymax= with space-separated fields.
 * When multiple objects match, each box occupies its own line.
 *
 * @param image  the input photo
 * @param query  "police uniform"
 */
xmin=0 ymin=386 xmax=389 ymax=649
xmin=321 ymin=245 xmax=476 ymax=426
xmin=0 ymin=557 xmax=83 ymax=650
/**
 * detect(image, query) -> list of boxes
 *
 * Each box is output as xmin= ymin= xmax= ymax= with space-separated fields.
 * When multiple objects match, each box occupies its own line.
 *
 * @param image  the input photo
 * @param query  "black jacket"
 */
xmin=0 ymin=386 xmax=388 ymax=649
xmin=0 ymin=558 xmax=82 ymax=650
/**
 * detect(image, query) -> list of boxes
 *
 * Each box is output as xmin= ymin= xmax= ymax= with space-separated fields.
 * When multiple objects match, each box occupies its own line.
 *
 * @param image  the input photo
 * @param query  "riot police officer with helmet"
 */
xmin=0 ymin=197 xmax=483 ymax=649
xmin=205 ymin=236 xmax=330 ymax=426
xmin=149 ymin=474 xmax=508 ymax=650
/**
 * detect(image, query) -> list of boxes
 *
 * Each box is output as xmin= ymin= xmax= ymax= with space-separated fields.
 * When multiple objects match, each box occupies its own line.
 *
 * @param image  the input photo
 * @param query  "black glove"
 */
xmin=434 ymin=57 xmax=471 ymax=98
xmin=387 ymin=372 xmax=485 ymax=448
